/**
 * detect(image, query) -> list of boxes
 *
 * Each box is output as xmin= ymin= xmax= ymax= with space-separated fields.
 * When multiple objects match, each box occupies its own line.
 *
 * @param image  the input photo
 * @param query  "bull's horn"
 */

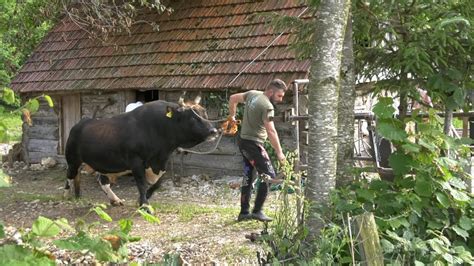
xmin=194 ymin=93 xmax=202 ymax=105
xmin=178 ymin=91 xmax=186 ymax=106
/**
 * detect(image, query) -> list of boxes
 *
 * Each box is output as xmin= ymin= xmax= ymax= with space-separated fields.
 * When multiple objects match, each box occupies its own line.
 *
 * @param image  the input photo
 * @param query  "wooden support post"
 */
xmin=354 ymin=212 xmax=384 ymax=266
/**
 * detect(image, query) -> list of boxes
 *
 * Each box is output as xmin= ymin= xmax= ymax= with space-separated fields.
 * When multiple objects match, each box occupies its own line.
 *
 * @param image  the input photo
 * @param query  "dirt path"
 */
xmin=0 ymin=165 xmax=276 ymax=264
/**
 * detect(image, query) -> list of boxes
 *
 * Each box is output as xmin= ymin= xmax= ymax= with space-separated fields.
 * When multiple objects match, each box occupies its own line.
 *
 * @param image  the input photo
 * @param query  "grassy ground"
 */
xmin=0 ymin=111 xmax=22 ymax=142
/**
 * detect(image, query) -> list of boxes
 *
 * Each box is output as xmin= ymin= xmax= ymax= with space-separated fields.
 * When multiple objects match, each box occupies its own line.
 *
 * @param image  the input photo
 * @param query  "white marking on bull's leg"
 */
xmin=63 ymin=179 xmax=74 ymax=198
xmin=145 ymin=168 xmax=166 ymax=185
xmin=100 ymin=184 xmax=124 ymax=206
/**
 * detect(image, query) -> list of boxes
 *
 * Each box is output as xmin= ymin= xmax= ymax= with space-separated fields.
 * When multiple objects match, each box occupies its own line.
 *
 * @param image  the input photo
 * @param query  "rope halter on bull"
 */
xmin=176 ymin=92 xmax=229 ymax=155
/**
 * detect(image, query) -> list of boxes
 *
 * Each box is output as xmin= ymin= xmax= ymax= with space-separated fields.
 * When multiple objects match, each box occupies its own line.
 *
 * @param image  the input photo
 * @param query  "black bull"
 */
xmin=64 ymin=99 xmax=218 ymax=207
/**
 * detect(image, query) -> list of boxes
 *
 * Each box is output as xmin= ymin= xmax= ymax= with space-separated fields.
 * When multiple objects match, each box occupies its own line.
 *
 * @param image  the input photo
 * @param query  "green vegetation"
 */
xmin=0 ymin=111 xmax=21 ymax=142
xmin=152 ymin=202 xmax=237 ymax=222
xmin=0 ymin=204 xmax=160 ymax=264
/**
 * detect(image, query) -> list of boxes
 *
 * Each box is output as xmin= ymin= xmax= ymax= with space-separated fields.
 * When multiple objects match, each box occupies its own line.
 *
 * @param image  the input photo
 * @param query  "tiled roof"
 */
xmin=11 ymin=0 xmax=310 ymax=93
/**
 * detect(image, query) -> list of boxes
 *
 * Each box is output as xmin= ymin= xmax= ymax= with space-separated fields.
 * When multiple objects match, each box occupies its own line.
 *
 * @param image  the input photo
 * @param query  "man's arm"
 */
xmin=228 ymin=92 xmax=246 ymax=118
xmin=264 ymin=120 xmax=286 ymax=162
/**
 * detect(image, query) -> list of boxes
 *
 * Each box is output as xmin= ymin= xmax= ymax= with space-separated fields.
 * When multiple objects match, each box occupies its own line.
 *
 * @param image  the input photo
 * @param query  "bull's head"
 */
xmin=172 ymin=92 xmax=218 ymax=148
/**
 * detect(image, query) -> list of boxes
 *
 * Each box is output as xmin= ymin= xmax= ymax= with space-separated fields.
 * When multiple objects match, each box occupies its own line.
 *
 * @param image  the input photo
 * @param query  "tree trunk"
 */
xmin=336 ymin=10 xmax=356 ymax=188
xmin=305 ymin=0 xmax=351 ymax=240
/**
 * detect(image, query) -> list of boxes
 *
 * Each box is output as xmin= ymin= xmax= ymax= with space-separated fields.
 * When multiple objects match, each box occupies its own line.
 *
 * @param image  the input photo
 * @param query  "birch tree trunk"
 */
xmin=305 ymin=0 xmax=351 ymax=239
xmin=336 ymin=10 xmax=356 ymax=188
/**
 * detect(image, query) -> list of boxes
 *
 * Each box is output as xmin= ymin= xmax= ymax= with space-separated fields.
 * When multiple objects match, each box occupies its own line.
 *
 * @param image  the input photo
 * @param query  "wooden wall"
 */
xmin=22 ymin=96 xmax=61 ymax=164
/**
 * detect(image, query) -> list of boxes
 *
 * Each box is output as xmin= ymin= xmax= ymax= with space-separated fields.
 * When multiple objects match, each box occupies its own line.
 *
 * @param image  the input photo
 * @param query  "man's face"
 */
xmin=269 ymin=89 xmax=285 ymax=105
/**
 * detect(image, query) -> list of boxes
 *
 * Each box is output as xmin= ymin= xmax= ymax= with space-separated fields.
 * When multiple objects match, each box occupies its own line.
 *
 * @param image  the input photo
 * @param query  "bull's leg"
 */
xmin=131 ymin=162 xmax=149 ymax=208
xmin=145 ymin=169 xmax=166 ymax=200
xmin=97 ymin=174 xmax=124 ymax=206
xmin=64 ymin=162 xmax=81 ymax=199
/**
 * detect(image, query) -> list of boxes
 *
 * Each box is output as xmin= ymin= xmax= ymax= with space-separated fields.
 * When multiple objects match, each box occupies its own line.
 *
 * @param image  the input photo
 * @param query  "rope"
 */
xmin=177 ymin=130 xmax=225 ymax=155
xmin=176 ymin=6 xmax=309 ymax=154
xmin=228 ymin=6 xmax=309 ymax=87
xmin=190 ymin=108 xmax=227 ymax=123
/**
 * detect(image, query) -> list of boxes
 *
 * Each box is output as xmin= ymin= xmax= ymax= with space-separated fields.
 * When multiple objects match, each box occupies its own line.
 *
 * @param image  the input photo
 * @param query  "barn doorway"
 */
xmin=59 ymin=94 xmax=81 ymax=154
xmin=137 ymin=90 xmax=159 ymax=103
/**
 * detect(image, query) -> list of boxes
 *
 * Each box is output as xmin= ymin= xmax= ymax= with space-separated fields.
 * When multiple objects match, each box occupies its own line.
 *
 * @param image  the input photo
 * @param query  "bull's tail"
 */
xmin=64 ymin=118 xmax=91 ymax=199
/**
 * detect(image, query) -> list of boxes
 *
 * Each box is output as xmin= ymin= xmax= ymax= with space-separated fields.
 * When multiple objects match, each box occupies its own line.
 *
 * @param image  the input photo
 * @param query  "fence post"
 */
xmin=354 ymin=212 xmax=384 ymax=266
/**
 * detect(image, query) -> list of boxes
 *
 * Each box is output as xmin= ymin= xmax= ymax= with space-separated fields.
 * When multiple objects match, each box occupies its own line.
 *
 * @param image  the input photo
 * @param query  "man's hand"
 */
xmin=276 ymin=151 xmax=286 ymax=164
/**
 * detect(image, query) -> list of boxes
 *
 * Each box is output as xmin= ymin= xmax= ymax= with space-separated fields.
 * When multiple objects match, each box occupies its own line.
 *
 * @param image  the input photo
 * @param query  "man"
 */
xmin=228 ymin=79 xmax=288 ymax=222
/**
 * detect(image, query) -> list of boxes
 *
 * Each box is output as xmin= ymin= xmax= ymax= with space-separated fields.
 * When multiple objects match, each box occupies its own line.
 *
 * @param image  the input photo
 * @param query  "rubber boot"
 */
xmin=252 ymin=182 xmax=272 ymax=222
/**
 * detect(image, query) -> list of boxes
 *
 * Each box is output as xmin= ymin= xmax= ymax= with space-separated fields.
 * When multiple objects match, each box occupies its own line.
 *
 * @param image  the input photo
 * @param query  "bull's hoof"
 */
xmin=110 ymin=199 xmax=124 ymax=206
xmin=63 ymin=189 xmax=72 ymax=199
xmin=139 ymin=204 xmax=154 ymax=214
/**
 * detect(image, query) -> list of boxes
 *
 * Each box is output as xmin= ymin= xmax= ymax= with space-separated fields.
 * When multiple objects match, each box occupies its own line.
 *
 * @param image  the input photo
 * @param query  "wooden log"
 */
xmin=354 ymin=212 xmax=384 ymax=266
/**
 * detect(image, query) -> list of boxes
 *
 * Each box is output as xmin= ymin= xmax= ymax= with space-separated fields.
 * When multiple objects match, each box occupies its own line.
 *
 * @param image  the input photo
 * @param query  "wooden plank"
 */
xmin=28 ymin=151 xmax=58 ymax=164
xmin=27 ymin=139 xmax=58 ymax=153
xmin=61 ymin=94 xmax=81 ymax=154
xmin=29 ymin=125 xmax=59 ymax=140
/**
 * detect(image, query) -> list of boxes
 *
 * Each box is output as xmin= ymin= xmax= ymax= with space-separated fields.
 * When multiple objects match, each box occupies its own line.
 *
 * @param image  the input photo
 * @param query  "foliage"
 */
xmin=331 ymin=98 xmax=474 ymax=264
xmin=268 ymin=0 xmax=473 ymax=111
xmin=62 ymin=0 xmax=173 ymax=43
xmin=353 ymin=0 xmax=473 ymax=110
xmin=0 ymin=0 xmax=62 ymax=90
xmin=0 ymin=204 xmax=160 ymax=264
xmin=0 ymin=88 xmax=53 ymax=142
xmin=260 ymin=152 xmax=357 ymax=264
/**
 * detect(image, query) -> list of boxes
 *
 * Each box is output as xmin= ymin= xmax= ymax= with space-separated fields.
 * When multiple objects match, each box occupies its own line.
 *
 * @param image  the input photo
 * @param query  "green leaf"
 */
xmin=31 ymin=216 xmax=61 ymax=237
xmin=0 ymin=244 xmax=55 ymax=265
xmin=428 ymin=238 xmax=449 ymax=254
xmin=0 ymin=222 xmax=4 ymax=238
xmin=93 ymin=206 xmax=112 ymax=222
xmin=137 ymin=209 xmax=160 ymax=224
xmin=458 ymin=216 xmax=472 ymax=231
xmin=118 ymin=219 xmax=133 ymax=234
xmin=415 ymin=261 xmax=425 ymax=266
xmin=414 ymin=179 xmax=432 ymax=197
xmin=452 ymin=89 xmax=465 ymax=107
xmin=372 ymin=97 xmax=396 ymax=119
xmin=54 ymin=233 xmax=118 ymax=262
xmin=2 ymin=88 xmax=15 ymax=104
xmin=388 ymin=152 xmax=411 ymax=176
xmin=401 ymin=142 xmax=421 ymax=153
xmin=377 ymin=123 xmax=408 ymax=141
xmin=380 ymin=239 xmax=394 ymax=253
xmin=449 ymin=189 xmax=469 ymax=202
xmin=26 ymin=99 xmax=39 ymax=113
xmin=43 ymin=95 xmax=54 ymax=107
xmin=55 ymin=218 xmax=74 ymax=232
xmin=452 ymin=225 xmax=469 ymax=240
xmin=435 ymin=192 xmax=450 ymax=208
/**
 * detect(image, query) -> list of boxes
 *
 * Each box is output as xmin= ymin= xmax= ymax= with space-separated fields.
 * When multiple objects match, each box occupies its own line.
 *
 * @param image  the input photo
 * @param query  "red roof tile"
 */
xmin=12 ymin=0 xmax=310 ymax=93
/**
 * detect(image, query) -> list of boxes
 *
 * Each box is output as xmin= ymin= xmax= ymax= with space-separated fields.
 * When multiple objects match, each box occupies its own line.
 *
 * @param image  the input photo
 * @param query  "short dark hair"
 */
xmin=267 ymin=79 xmax=288 ymax=92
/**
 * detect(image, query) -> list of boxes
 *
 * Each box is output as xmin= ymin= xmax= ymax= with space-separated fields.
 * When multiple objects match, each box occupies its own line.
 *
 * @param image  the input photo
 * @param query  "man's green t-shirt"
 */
xmin=240 ymin=90 xmax=274 ymax=143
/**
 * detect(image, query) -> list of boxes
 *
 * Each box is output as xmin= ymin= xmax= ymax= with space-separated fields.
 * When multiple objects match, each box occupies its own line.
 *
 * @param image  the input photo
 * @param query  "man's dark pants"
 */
xmin=237 ymin=136 xmax=276 ymax=214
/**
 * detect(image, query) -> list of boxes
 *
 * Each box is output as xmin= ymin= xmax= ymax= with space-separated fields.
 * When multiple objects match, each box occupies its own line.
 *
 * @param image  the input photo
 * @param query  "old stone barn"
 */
xmin=10 ymin=0 xmax=311 ymax=177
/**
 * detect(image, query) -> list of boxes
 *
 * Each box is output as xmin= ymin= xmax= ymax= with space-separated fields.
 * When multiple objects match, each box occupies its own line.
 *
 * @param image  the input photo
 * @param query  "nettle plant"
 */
xmin=0 ymin=204 xmax=159 ymax=264
xmin=336 ymin=97 xmax=473 ymax=264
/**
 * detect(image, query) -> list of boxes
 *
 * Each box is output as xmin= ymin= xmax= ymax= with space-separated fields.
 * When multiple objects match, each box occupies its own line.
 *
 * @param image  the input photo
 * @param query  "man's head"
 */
xmin=264 ymin=79 xmax=287 ymax=105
